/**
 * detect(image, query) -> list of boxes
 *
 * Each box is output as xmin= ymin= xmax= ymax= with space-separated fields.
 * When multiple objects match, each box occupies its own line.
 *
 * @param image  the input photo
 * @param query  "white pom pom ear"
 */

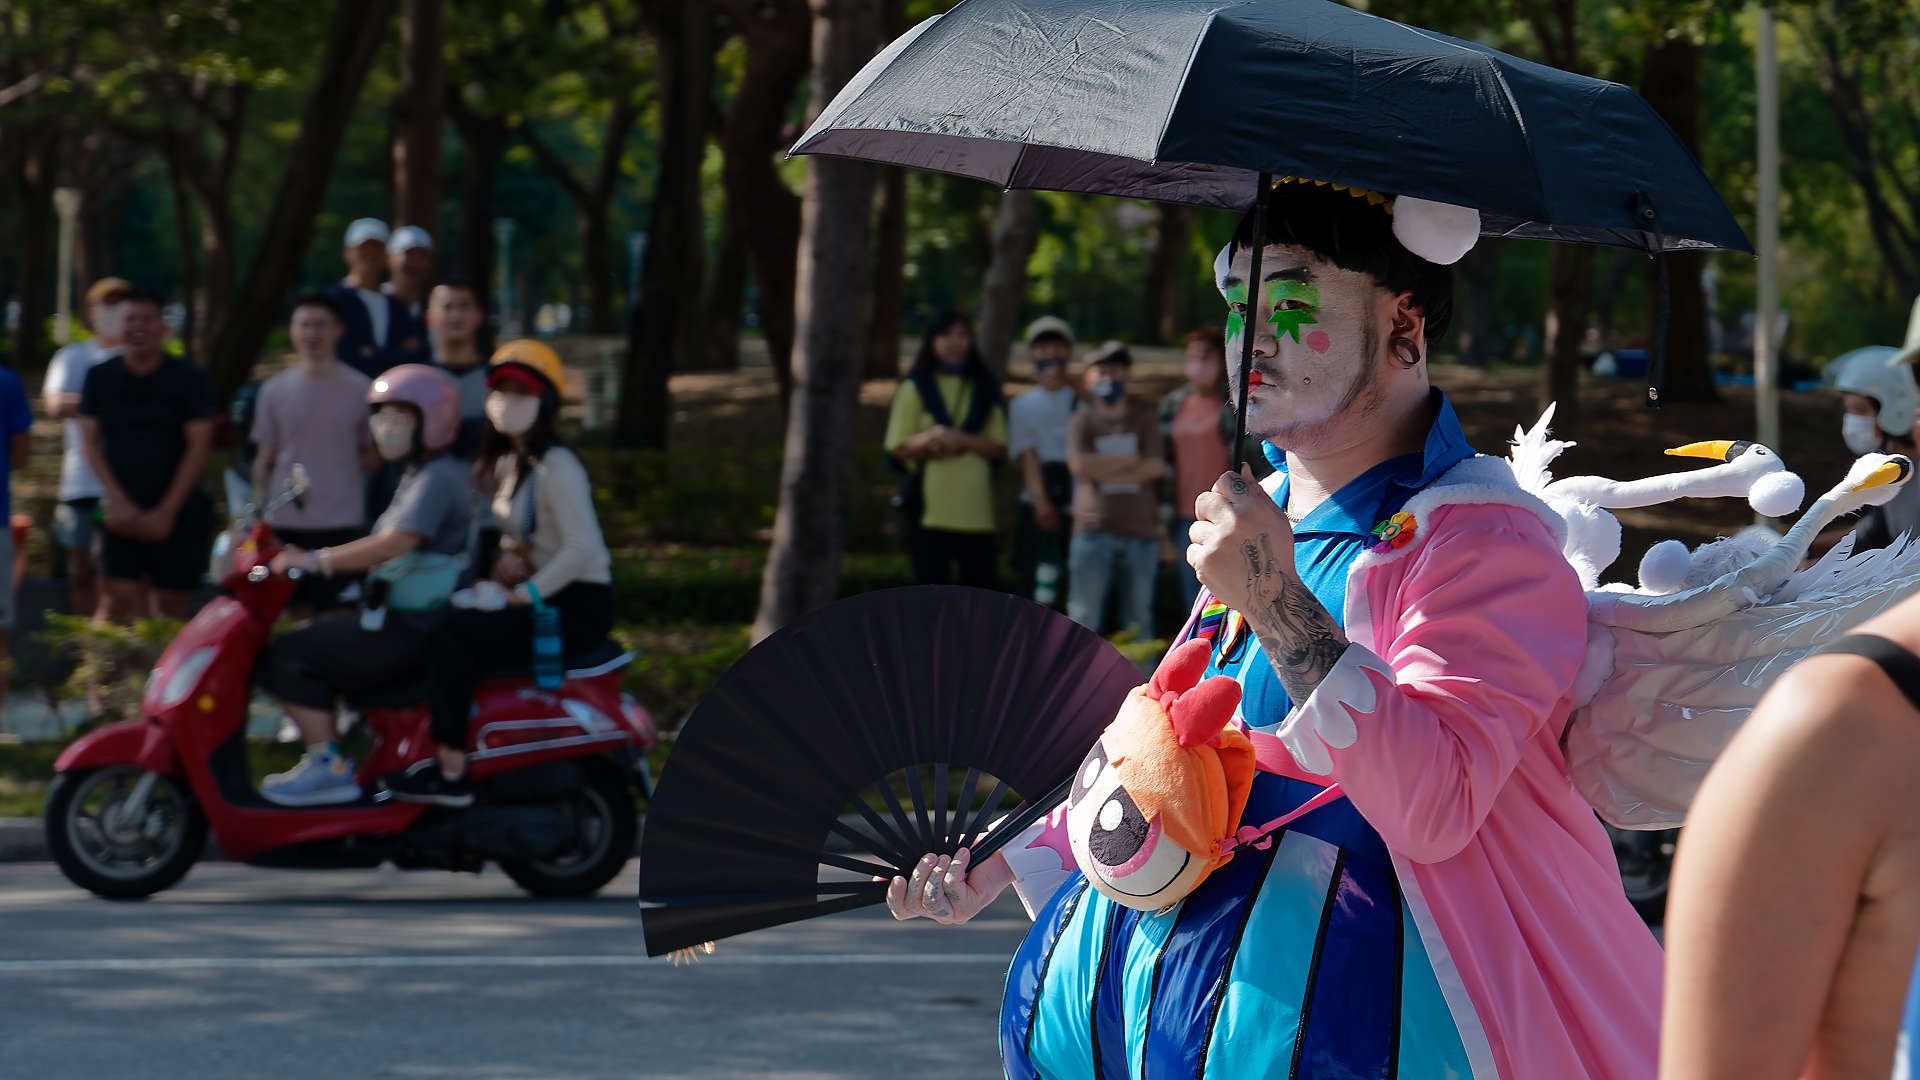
xmin=1638 ymin=539 xmax=1693 ymax=595
xmin=1391 ymin=196 xmax=1481 ymax=265
xmin=1748 ymin=470 xmax=1806 ymax=519
xmin=1213 ymin=244 xmax=1233 ymax=295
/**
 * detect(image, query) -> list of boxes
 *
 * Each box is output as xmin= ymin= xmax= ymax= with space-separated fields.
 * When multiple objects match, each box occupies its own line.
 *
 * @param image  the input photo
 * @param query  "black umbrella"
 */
xmin=793 ymin=0 xmax=1747 ymax=252
xmin=637 ymin=586 xmax=1141 ymax=957
xmin=793 ymin=0 xmax=1751 ymax=414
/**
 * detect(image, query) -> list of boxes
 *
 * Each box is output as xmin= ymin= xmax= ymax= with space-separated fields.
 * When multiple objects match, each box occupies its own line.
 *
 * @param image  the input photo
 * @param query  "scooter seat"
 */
xmin=482 ymin=638 xmax=633 ymax=682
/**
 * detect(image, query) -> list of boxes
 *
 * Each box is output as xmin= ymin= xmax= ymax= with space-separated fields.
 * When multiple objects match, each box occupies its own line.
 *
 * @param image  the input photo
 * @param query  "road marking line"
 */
xmin=0 ymin=952 xmax=1012 ymax=973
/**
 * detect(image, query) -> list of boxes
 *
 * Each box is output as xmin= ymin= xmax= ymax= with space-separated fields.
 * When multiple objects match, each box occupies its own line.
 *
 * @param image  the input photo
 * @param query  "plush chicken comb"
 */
xmin=1147 ymin=639 xmax=1243 ymax=749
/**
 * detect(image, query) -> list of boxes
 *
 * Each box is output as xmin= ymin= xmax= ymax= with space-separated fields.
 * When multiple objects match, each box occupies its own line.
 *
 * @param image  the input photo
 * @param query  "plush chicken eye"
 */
xmin=1069 ymin=740 xmax=1109 ymax=808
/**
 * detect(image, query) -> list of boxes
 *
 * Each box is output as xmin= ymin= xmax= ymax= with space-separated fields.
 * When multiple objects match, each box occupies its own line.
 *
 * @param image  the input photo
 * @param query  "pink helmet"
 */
xmin=367 ymin=364 xmax=460 ymax=452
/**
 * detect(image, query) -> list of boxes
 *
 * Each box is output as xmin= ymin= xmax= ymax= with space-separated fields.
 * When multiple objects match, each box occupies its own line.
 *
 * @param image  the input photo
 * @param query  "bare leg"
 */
xmin=436 ymin=745 xmax=469 ymax=780
xmin=283 ymin=703 xmax=338 ymax=748
xmin=149 ymin=587 xmax=191 ymax=621
xmin=68 ymin=548 xmax=98 ymax=624
xmin=97 ymin=578 xmax=143 ymax=626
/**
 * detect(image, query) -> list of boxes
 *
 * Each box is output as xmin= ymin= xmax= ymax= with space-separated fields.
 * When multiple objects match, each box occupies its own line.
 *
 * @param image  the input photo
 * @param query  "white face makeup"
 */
xmin=1218 ymin=243 xmax=1393 ymax=451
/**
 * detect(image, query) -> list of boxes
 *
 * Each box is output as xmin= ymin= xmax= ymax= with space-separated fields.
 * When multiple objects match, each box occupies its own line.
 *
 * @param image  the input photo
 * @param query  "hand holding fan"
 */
xmin=637 ymin=586 xmax=1142 ymax=957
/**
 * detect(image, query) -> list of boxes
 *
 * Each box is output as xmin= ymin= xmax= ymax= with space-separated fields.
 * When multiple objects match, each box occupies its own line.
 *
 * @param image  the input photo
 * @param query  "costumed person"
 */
xmin=885 ymin=179 xmax=1662 ymax=1079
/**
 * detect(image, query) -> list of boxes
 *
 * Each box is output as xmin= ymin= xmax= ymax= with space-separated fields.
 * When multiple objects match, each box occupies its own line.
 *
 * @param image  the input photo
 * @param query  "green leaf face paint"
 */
xmin=1264 ymin=278 xmax=1320 ymax=344
xmin=1224 ymin=282 xmax=1248 ymax=343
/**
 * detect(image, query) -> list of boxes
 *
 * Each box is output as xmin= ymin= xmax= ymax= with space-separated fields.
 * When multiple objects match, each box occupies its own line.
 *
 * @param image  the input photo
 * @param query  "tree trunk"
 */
xmin=1540 ymin=244 xmax=1593 ymax=427
xmin=1640 ymin=37 xmax=1715 ymax=402
xmin=702 ymin=217 xmax=747 ymax=371
xmin=448 ymin=96 xmax=505 ymax=312
xmin=753 ymin=0 xmax=883 ymax=641
xmin=197 ymin=201 xmax=235 ymax=356
xmin=164 ymin=151 xmax=200 ymax=359
xmin=617 ymin=0 xmax=715 ymax=447
xmin=11 ymin=138 xmax=51 ymax=370
xmin=1143 ymin=204 xmax=1191 ymax=344
xmin=1451 ymin=239 xmax=1498 ymax=367
xmin=580 ymin=198 xmax=615 ymax=335
xmin=206 ymin=0 xmax=395 ymax=402
xmin=716 ymin=0 xmax=810 ymax=404
xmin=393 ymin=0 xmax=446 ymax=232
xmin=864 ymin=168 xmax=907 ymax=379
xmin=976 ymin=188 xmax=1038 ymax=380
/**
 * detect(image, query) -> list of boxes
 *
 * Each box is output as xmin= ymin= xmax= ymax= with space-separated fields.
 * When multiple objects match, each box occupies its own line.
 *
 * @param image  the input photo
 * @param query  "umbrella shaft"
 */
xmin=1233 ymin=174 xmax=1272 ymax=471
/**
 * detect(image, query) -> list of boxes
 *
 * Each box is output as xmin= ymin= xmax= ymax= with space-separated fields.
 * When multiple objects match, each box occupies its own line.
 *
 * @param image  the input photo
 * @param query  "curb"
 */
xmin=0 ymin=818 xmax=46 ymax=862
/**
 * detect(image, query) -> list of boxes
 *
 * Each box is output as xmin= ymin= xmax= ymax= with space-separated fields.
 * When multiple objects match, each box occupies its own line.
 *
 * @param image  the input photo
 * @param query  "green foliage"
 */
xmin=35 ymin=613 xmax=186 ymax=723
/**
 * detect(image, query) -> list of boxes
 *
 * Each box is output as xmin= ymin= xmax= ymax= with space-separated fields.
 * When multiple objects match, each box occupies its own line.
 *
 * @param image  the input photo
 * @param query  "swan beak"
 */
xmin=1853 ymin=458 xmax=1914 ymax=492
xmin=1666 ymin=440 xmax=1738 ymax=462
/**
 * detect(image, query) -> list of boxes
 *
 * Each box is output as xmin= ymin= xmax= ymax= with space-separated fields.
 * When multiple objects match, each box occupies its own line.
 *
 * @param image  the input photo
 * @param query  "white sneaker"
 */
xmin=261 ymin=752 xmax=362 ymax=806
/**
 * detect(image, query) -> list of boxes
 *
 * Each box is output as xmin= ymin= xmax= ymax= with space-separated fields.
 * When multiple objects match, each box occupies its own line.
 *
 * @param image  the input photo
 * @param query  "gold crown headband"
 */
xmin=1272 ymin=175 xmax=1394 ymax=214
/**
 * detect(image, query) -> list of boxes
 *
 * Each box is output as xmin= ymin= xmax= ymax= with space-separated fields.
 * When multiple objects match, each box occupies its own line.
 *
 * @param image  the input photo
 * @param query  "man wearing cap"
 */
xmin=1066 ymin=340 xmax=1165 ymax=638
xmin=384 ymin=226 xmax=435 ymax=324
xmin=1007 ymin=316 xmax=1083 ymax=609
xmin=326 ymin=219 xmax=426 ymax=378
xmin=43 ymin=276 xmax=130 ymax=617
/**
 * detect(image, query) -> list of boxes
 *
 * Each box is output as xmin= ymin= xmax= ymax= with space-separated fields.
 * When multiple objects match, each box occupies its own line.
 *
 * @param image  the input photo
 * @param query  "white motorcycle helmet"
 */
xmin=1831 ymin=346 xmax=1918 ymax=438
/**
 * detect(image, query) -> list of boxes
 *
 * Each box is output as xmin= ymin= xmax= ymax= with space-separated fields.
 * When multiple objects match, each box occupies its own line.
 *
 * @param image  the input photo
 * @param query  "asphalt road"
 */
xmin=0 ymin=860 xmax=1032 ymax=1079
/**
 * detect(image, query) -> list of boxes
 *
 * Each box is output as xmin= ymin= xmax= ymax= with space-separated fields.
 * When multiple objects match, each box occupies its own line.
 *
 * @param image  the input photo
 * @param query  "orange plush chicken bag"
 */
xmin=1065 ymin=639 xmax=1256 ymax=911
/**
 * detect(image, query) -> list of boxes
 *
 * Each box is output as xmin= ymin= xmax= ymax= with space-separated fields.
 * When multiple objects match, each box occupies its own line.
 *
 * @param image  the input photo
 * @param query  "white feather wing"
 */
xmin=1566 ymin=532 xmax=1920 ymax=829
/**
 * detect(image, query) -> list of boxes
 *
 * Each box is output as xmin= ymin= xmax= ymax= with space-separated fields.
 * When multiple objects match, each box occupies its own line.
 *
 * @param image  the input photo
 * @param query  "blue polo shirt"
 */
xmin=0 ymin=365 xmax=34 ymax=517
xmin=1203 ymin=388 xmax=1478 ymax=733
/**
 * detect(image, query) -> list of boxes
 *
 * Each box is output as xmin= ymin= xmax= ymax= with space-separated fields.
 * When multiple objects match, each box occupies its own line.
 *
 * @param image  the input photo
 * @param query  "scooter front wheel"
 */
xmin=45 ymin=767 xmax=206 ymax=899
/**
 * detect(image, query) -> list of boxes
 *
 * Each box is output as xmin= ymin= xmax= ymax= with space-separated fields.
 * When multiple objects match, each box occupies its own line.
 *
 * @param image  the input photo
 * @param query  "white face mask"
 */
xmin=486 ymin=392 xmax=541 ymax=437
xmin=370 ymin=412 xmax=418 ymax=461
xmin=1842 ymin=413 xmax=1883 ymax=456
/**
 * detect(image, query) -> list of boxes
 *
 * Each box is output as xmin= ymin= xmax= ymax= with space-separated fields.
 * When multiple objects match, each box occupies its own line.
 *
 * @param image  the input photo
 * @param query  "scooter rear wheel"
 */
xmin=499 ymin=767 xmax=635 ymax=898
xmin=46 ymin=767 xmax=206 ymax=900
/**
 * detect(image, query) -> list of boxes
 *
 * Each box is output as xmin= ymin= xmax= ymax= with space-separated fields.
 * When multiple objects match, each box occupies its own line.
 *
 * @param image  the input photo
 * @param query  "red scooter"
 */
xmin=45 ymin=475 xmax=658 ymax=900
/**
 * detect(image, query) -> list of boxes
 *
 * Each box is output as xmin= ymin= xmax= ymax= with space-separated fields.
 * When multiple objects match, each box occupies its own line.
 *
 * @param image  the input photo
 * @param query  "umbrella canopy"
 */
xmin=793 ymin=0 xmax=1749 ymax=253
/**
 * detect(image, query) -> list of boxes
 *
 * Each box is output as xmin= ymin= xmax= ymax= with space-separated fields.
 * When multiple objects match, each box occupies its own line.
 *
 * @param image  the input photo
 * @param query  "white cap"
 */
xmin=388 ymin=225 xmax=434 ymax=255
xmin=344 ymin=218 xmax=390 ymax=248
xmin=1831 ymin=346 xmax=1918 ymax=437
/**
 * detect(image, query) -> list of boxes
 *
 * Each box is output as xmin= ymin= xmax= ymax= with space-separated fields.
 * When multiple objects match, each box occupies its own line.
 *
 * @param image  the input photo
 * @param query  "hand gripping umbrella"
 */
xmin=793 ymin=0 xmax=1752 ymax=428
xmin=637 ymin=587 xmax=1141 ymax=957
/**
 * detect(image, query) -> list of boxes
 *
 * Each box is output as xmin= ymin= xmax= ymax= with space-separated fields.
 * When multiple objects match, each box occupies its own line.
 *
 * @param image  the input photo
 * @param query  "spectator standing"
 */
xmin=426 ymin=281 xmax=490 ymax=456
xmin=1066 ymin=341 xmax=1165 ymax=637
xmin=42 ymin=276 xmax=130 ymax=618
xmin=76 ymin=288 xmax=216 ymax=621
xmin=251 ymin=295 xmax=374 ymax=610
xmin=1158 ymin=328 xmax=1236 ymax=612
xmin=385 ymin=227 xmax=435 ymax=322
xmin=883 ymin=312 xmax=1008 ymax=588
xmin=1007 ymin=316 xmax=1081 ymax=608
xmin=326 ymin=219 xmax=426 ymax=378
xmin=0 ymin=358 xmax=32 ymax=722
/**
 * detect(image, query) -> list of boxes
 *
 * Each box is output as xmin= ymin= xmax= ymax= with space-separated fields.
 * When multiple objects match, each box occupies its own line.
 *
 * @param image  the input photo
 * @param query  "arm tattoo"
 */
xmin=1243 ymin=536 xmax=1349 ymax=702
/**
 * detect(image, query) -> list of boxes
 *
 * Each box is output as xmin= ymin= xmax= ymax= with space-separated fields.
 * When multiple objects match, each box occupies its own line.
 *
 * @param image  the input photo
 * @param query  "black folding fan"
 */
xmin=638 ymin=585 xmax=1143 ymax=957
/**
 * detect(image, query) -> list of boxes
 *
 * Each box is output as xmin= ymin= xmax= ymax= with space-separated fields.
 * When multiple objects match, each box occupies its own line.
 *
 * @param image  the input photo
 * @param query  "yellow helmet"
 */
xmin=488 ymin=339 xmax=565 ymax=396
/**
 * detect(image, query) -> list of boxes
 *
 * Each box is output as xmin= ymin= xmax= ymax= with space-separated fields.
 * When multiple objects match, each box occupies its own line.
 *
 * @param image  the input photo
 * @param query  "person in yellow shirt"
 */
xmin=883 ymin=311 xmax=1008 ymax=587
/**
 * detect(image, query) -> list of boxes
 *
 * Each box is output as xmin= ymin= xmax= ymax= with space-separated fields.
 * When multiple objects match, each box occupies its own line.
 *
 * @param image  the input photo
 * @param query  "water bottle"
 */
xmin=529 ymin=586 xmax=564 ymax=690
xmin=360 ymin=576 xmax=390 ymax=632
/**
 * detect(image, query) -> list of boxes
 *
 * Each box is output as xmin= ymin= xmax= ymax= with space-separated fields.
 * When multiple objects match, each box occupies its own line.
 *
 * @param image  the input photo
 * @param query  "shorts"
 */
xmin=100 ymin=495 xmax=215 ymax=593
xmin=53 ymin=498 xmax=100 ymax=553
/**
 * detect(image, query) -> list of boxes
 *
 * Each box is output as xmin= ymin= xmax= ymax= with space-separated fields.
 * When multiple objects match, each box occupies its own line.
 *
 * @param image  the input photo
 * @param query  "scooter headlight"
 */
xmin=145 ymin=646 xmax=218 ymax=712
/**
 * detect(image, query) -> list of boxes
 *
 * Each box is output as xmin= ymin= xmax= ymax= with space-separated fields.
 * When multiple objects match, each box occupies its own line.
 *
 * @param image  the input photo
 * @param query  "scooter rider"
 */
xmin=1832 ymin=346 xmax=1920 ymax=552
xmin=259 ymin=364 xmax=471 ymax=806
xmin=385 ymin=340 xmax=614 ymax=807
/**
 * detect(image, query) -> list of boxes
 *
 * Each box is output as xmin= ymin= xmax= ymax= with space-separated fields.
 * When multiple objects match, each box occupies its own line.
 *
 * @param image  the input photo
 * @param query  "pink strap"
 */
xmin=1217 ymin=784 xmax=1346 ymax=857
xmin=1174 ymin=588 xmax=1210 ymax=644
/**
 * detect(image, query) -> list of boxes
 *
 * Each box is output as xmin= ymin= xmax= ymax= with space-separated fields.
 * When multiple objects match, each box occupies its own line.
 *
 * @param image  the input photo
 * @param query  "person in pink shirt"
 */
xmin=884 ymin=179 xmax=1661 ymax=1079
xmin=1158 ymin=327 xmax=1235 ymax=611
xmin=251 ymin=294 xmax=375 ymax=610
